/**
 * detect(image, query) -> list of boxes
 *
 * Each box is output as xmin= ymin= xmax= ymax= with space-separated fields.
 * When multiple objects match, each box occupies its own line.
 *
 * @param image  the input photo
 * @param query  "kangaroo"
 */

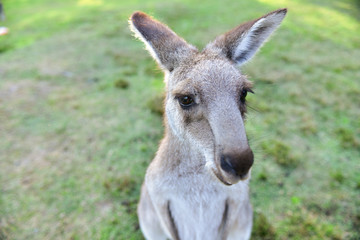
xmin=129 ymin=8 xmax=287 ymax=240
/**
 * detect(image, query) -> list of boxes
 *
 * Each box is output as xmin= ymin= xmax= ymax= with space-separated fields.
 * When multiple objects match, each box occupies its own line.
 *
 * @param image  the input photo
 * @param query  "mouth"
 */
xmin=211 ymin=168 xmax=251 ymax=186
xmin=211 ymin=168 xmax=232 ymax=185
xmin=239 ymin=170 xmax=251 ymax=181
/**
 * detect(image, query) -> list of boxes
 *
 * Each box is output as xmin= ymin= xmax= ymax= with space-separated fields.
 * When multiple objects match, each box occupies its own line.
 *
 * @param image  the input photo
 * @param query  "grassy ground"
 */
xmin=0 ymin=0 xmax=359 ymax=239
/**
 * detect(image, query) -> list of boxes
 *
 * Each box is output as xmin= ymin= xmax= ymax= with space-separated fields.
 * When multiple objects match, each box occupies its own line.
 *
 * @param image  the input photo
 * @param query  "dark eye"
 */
xmin=240 ymin=89 xmax=248 ymax=104
xmin=178 ymin=96 xmax=194 ymax=108
xmin=240 ymin=88 xmax=254 ymax=104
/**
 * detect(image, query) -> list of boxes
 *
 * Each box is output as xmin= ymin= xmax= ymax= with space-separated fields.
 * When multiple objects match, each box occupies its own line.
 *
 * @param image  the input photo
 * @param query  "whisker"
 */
xmin=247 ymin=104 xmax=261 ymax=113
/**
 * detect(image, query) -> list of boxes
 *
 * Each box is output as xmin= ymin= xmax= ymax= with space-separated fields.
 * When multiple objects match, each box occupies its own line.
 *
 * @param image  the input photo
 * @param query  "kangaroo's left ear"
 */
xmin=205 ymin=8 xmax=287 ymax=66
xmin=129 ymin=11 xmax=197 ymax=72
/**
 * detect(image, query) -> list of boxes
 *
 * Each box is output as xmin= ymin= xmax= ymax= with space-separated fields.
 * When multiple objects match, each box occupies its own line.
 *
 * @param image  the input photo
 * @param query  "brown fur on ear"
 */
xmin=130 ymin=11 xmax=197 ymax=72
xmin=205 ymin=8 xmax=287 ymax=66
xmin=131 ymin=12 xmax=177 ymax=44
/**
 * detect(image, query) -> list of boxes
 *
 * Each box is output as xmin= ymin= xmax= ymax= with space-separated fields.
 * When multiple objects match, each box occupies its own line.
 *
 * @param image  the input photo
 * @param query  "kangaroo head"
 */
xmin=130 ymin=9 xmax=287 ymax=185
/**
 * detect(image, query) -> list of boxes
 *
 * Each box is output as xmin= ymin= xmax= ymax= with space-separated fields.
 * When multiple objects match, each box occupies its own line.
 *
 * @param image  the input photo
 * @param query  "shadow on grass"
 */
xmin=252 ymin=210 xmax=277 ymax=240
xmin=0 ymin=39 xmax=12 ymax=54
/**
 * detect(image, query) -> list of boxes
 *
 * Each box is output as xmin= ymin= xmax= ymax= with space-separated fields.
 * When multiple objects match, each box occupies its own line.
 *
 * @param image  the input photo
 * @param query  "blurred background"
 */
xmin=0 ymin=0 xmax=359 ymax=239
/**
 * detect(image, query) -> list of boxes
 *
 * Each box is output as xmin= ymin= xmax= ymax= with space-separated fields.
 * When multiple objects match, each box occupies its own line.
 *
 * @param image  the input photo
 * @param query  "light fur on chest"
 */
xmin=145 ymin=168 xmax=250 ymax=240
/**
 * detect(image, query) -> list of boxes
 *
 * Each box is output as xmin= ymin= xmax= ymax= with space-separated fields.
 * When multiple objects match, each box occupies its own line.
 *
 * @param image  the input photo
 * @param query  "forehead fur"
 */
xmin=169 ymin=52 xmax=252 ymax=94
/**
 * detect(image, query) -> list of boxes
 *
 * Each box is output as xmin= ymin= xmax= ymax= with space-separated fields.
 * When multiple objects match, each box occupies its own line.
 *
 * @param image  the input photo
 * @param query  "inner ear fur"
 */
xmin=205 ymin=8 xmax=287 ymax=66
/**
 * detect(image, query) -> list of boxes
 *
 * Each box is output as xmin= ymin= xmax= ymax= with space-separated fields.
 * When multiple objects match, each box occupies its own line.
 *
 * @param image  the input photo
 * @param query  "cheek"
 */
xmin=165 ymin=102 xmax=215 ymax=150
xmin=165 ymin=102 xmax=187 ymax=136
xmin=186 ymin=119 xmax=214 ymax=149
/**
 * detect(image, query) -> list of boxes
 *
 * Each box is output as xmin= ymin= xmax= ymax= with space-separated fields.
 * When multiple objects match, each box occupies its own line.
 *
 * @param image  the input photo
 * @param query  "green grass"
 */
xmin=1 ymin=0 xmax=359 ymax=239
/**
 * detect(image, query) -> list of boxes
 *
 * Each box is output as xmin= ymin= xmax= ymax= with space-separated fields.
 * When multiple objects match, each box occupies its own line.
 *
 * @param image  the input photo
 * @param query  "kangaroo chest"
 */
xmin=150 ymin=173 xmax=249 ymax=240
xmin=169 ymin=192 xmax=228 ymax=240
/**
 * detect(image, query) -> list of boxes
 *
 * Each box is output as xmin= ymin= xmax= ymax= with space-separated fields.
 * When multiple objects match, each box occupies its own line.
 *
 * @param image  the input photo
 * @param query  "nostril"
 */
xmin=220 ymin=155 xmax=237 ymax=176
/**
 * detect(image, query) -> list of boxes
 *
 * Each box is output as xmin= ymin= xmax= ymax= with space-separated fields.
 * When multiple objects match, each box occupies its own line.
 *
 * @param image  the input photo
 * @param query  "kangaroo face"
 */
xmin=130 ymin=9 xmax=287 ymax=185
xmin=165 ymin=53 xmax=254 ymax=184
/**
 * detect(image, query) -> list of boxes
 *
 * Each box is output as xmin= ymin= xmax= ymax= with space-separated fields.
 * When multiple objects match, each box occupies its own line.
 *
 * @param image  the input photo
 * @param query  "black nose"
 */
xmin=220 ymin=148 xmax=254 ymax=178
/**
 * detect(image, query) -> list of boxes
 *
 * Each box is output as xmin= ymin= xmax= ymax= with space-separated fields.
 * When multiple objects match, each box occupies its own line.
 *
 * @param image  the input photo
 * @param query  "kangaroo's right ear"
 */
xmin=129 ymin=12 xmax=197 ymax=72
